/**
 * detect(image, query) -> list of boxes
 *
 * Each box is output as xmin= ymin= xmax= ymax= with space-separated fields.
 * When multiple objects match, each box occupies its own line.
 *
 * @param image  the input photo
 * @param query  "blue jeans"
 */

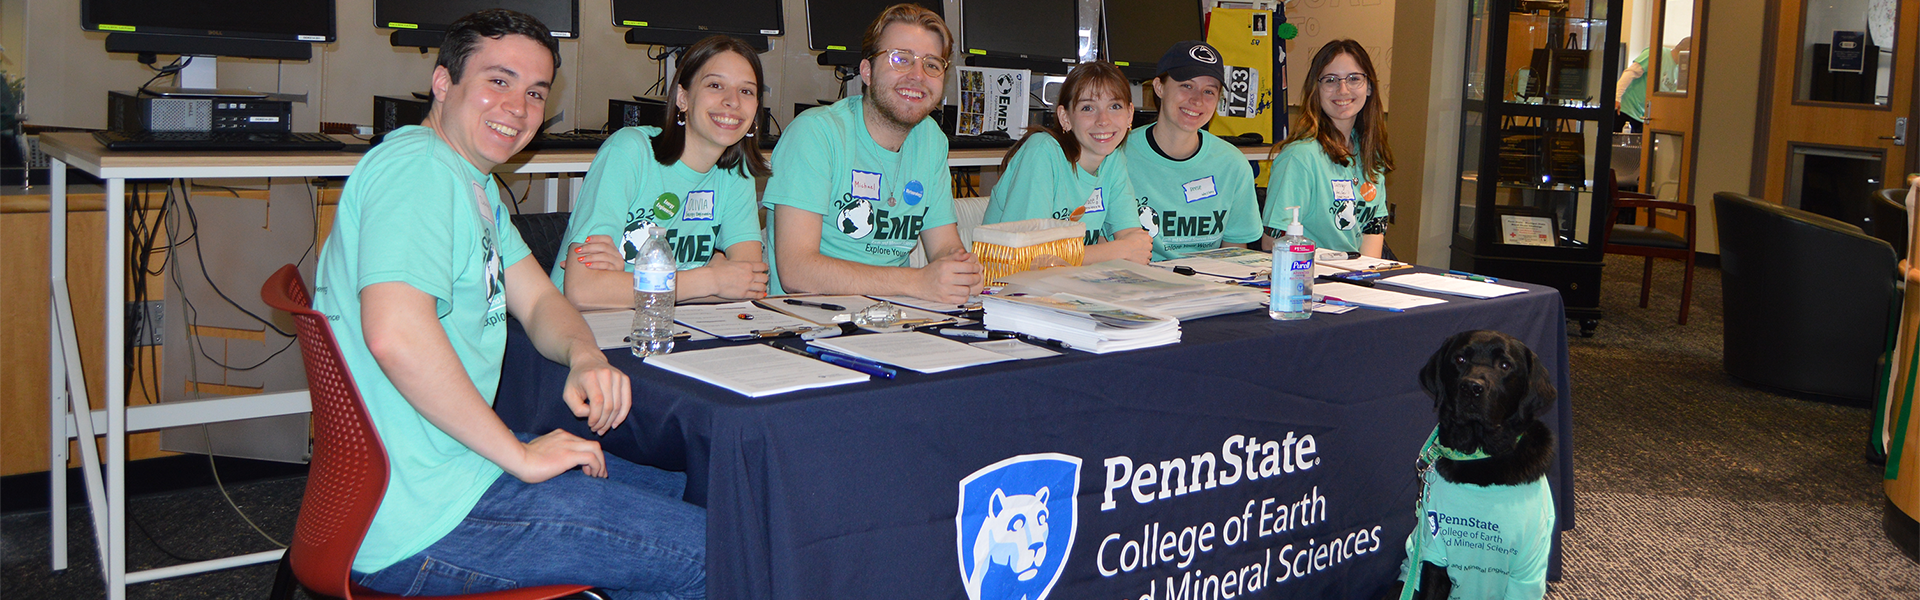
xmin=354 ymin=445 xmax=706 ymax=599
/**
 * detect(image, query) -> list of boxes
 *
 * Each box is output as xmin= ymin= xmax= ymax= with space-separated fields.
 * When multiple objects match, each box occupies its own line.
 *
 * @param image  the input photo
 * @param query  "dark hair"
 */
xmin=1282 ymin=39 xmax=1393 ymax=183
xmin=1000 ymin=61 xmax=1133 ymax=170
xmin=861 ymin=3 xmax=953 ymax=61
xmin=652 ymin=35 xmax=772 ymax=178
xmin=436 ymin=9 xmax=561 ymax=84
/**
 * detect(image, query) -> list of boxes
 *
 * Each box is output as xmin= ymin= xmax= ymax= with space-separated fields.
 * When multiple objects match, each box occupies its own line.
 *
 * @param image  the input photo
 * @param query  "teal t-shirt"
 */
xmin=312 ymin=125 xmax=531 ymax=573
xmin=1618 ymin=49 xmax=1651 ymax=121
xmin=551 ymin=126 xmax=761 ymax=289
xmin=1399 ymin=470 xmax=1555 ymax=600
xmin=760 ymin=97 xmax=957 ymax=295
xmin=983 ymin=133 xmax=1144 ymax=246
xmin=1265 ymin=138 xmax=1390 ymax=254
xmin=1121 ymin=124 xmax=1262 ymax=260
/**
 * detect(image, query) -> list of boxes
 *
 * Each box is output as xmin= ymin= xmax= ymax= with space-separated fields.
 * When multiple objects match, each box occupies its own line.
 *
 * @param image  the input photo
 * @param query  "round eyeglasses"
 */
xmin=874 ymin=48 xmax=950 ymax=78
xmin=1318 ymin=73 xmax=1369 ymax=90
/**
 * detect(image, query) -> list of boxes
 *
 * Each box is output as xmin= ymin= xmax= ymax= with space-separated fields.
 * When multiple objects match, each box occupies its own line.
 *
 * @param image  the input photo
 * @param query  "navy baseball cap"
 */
xmin=1156 ymin=40 xmax=1226 ymax=84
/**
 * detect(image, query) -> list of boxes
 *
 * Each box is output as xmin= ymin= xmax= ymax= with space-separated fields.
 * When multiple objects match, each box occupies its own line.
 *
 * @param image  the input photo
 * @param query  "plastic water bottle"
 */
xmin=1269 ymin=206 xmax=1315 ymax=321
xmin=630 ymin=225 xmax=676 ymax=356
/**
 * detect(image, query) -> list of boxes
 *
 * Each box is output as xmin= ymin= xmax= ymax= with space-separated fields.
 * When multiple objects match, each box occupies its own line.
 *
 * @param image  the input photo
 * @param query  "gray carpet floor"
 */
xmin=4 ymin=255 xmax=1917 ymax=598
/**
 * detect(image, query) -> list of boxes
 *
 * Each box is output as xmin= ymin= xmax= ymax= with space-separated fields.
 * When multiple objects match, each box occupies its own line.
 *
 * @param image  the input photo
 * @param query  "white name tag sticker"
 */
xmin=683 ymin=190 xmax=715 ymax=221
xmin=1331 ymin=179 xmax=1358 ymax=202
xmin=1083 ymin=188 xmax=1106 ymax=214
xmin=850 ymin=170 xmax=883 ymax=201
xmin=1182 ymin=177 xmax=1218 ymax=203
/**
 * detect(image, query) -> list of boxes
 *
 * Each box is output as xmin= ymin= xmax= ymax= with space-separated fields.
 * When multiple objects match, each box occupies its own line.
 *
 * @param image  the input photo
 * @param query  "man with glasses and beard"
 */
xmin=762 ymin=3 xmax=983 ymax=304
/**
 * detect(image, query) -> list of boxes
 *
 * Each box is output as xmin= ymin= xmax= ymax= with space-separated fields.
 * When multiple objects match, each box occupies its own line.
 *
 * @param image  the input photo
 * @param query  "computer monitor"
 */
xmin=805 ymin=0 xmax=943 ymax=66
xmin=375 ymin=0 xmax=580 ymax=49
xmin=1102 ymin=0 xmax=1204 ymax=81
xmin=83 ymin=0 xmax=335 ymax=95
xmin=961 ymin=0 xmax=1078 ymax=74
xmin=610 ymin=0 xmax=784 ymax=51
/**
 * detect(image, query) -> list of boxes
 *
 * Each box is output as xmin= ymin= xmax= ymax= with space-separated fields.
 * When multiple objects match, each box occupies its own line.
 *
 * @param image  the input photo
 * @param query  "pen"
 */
xmin=937 ymin=328 xmax=1015 ymax=340
xmin=1446 ymin=270 xmax=1498 ymax=282
xmin=1317 ymin=274 xmax=1375 ymax=287
xmin=1318 ymin=251 xmax=1361 ymax=260
xmin=1321 ymin=298 xmax=1404 ymax=313
xmin=624 ymin=331 xmax=693 ymax=343
xmin=784 ymin=298 xmax=848 ymax=311
xmin=1013 ymin=333 xmax=1073 ymax=350
xmin=803 ymin=346 xmax=899 ymax=379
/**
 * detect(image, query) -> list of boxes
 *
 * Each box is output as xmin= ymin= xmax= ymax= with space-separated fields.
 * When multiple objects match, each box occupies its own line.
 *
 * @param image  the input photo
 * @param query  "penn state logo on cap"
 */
xmin=957 ymin=453 xmax=1080 ymax=600
xmin=1188 ymin=44 xmax=1220 ymax=64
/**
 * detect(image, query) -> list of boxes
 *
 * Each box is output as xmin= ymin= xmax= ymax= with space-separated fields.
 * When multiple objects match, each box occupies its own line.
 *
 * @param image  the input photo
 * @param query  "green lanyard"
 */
xmin=1399 ymin=427 xmax=1503 ymax=600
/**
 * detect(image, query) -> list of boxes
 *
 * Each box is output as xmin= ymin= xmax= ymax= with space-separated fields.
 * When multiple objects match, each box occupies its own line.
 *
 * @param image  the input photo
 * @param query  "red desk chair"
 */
xmin=260 ymin=264 xmax=597 ymax=600
xmin=1602 ymin=170 xmax=1697 ymax=325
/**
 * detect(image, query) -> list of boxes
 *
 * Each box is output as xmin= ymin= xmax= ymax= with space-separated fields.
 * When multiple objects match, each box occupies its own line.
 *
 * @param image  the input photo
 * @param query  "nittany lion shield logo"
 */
xmin=957 ymin=453 xmax=1080 ymax=600
xmin=838 ymin=197 xmax=876 ymax=239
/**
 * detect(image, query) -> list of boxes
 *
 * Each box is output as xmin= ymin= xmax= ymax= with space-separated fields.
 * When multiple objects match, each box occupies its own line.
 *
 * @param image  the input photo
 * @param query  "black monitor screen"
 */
xmin=804 ymin=0 xmax=942 ymax=53
xmin=83 ymin=0 xmax=334 ymax=42
xmin=1103 ymin=0 xmax=1203 ymax=70
xmin=375 ymin=1 xmax=580 ymax=38
xmin=610 ymin=0 xmax=784 ymax=38
xmin=962 ymin=0 xmax=1076 ymax=63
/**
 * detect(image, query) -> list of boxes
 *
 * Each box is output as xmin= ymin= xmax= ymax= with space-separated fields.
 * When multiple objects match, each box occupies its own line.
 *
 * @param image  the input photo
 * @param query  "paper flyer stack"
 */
xmin=981 ymin=293 xmax=1180 ymax=354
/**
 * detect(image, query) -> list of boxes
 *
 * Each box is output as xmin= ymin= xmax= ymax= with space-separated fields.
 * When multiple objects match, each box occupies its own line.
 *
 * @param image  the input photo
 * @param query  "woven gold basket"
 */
xmin=970 ymin=218 xmax=1086 ymax=284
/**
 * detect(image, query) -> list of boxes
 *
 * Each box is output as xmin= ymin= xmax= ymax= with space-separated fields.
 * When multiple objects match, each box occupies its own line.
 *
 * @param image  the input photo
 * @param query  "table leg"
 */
xmin=105 ymin=175 xmax=129 ymax=600
xmin=48 ymin=160 xmax=68 ymax=572
xmin=544 ymin=175 xmax=561 ymax=213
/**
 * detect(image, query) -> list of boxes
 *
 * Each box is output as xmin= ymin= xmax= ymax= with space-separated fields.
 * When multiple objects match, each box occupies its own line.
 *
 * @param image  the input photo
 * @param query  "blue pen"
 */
xmin=804 ymin=347 xmax=898 ymax=379
xmin=1447 ymin=269 xmax=1498 ymax=282
xmin=1319 ymin=296 xmax=1406 ymax=313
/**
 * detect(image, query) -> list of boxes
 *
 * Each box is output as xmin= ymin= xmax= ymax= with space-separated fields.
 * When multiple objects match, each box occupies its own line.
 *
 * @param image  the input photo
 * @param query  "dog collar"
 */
xmin=1419 ymin=427 xmax=1512 ymax=462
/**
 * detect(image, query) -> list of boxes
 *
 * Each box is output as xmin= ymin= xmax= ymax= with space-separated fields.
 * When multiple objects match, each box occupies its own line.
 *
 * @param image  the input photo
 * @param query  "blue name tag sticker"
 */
xmin=903 ymin=180 xmax=925 ymax=206
xmin=683 ymin=190 xmax=716 ymax=221
xmin=1182 ymin=176 xmax=1217 ymax=203
xmin=1083 ymin=188 xmax=1105 ymax=214
xmin=851 ymin=170 xmax=883 ymax=201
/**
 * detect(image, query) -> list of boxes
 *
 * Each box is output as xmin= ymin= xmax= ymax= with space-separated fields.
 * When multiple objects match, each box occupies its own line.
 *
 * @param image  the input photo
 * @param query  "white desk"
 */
xmin=37 ymin=132 xmax=596 ymax=600
xmin=39 ymin=132 xmax=1275 ymax=599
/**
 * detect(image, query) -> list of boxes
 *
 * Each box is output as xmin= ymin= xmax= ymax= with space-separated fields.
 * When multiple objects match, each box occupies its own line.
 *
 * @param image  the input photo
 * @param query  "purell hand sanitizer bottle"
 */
xmin=1270 ymin=206 xmax=1315 ymax=321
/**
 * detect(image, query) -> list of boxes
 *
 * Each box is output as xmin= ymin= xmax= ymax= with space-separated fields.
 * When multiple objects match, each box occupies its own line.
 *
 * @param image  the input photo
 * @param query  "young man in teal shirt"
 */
xmin=1122 ymin=41 xmax=1264 ymax=261
xmin=311 ymin=11 xmax=703 ymax=599
xmin=762 ymin=4 xmax=983 ymax=304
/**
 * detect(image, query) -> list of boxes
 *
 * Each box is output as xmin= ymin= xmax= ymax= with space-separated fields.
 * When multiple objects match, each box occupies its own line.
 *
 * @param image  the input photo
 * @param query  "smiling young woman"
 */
xmin=984 ymin=61 xmax=1152 ymax=265
xmin=1262 ymin=40 xmax=1395 ymax=257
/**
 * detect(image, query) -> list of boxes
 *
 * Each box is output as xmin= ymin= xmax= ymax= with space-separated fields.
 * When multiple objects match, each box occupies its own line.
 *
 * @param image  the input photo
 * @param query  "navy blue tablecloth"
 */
xmin=496 ymin=282 xmax=1575 ymax=600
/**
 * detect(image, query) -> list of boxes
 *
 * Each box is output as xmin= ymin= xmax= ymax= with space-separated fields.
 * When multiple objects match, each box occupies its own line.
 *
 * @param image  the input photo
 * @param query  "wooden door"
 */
xmin=1640 ymin=0 xmax=1706 ymax=205
xmin=1762 ymin=0 xmax=1917 ymax=212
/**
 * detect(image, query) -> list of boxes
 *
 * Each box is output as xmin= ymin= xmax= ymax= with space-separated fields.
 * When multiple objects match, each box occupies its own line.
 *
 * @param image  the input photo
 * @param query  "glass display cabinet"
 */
xmin=1452 ymin=0 xmax=1623 ymax=336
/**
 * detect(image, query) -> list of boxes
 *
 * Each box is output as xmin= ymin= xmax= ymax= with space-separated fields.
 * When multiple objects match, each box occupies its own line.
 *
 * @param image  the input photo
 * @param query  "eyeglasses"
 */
xmin=873 ymin=48 xmax=950 ymax=77
xmin=1318 ymin=73 xmax=1369 ymax=90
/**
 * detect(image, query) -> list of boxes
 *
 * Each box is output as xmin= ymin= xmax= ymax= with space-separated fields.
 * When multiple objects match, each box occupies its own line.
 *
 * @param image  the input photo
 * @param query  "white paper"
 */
xmin=644 ymin=344 xmax=868 ymax=397
xmin=1152 ymin=256 xmax=1267 ymax=281
xmin=766 ymin=295 xmax=959 ymax=332
xmin=810 ymin=331 xmax=1016 ymax=373
xmin=1377 ymin=273 xmax=1527 ymax=299
xmin=675 ymin=301 xmax=822 ymax=339
xmin=1313 ymin=281 xmax=1449 ymax=310
xmin=1317 ymin=256 xmax=1408 ymax=272
xmin=970 ymin=339 xmax=1063 ymax=360
xmin=871 ymin=295 xmax=980 ymax=315
xmin=581 ymin=309 xmax=710 ymax=350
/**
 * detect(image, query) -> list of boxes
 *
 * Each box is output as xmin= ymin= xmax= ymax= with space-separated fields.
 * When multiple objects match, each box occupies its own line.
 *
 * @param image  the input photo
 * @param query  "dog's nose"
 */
xmin=1461 ymin=379 xmax=1485 ymax=398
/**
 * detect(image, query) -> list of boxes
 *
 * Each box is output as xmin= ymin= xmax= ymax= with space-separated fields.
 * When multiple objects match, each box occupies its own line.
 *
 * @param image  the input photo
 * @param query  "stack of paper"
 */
xmin=580 ymin=309 xmax=711 ymax=349
xmin=644 ymin=344 xmax=868 ymax=397
xmin=1314 ymin=281 xmax=1450 ymax=311
xmin=999 ymin=260 xmax=1266 ymax=320
xmin=1377 ymin=273 xmax=1526 ymax=299
xmin=982 ymin=293 xmax=1181 ymax=353
xmin=808 ymin=332 xmax=1015 ymax=373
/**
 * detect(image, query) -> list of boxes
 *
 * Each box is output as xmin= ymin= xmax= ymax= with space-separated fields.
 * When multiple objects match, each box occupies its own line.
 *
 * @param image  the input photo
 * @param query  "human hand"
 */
xmin=509 ymin=429 xmax=607 ymax=482
xmin=918 ymin=250 xmax=984 ymax=304
xmin=1102 ymin=228 xmax=1153 ymax=264
xmin=561 ymin=355 xmax=630 ymax=436
xmin=699 ymin=250 xmax=769 ymax=300
xmin=568 ymin=235 xmax=626 ymax=271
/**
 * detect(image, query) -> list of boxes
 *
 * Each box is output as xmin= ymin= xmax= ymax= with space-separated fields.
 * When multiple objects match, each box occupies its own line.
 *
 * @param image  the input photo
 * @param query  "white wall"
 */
xmin=1279 ymin=0 xmax=1395 ymax=112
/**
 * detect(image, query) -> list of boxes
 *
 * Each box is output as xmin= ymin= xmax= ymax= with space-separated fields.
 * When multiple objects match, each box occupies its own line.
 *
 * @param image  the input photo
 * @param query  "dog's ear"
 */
xmin=1420 ymin=332 xmax=1461 ymax=406
xmin=1516 ymin=342 xmax=1555 ymax=420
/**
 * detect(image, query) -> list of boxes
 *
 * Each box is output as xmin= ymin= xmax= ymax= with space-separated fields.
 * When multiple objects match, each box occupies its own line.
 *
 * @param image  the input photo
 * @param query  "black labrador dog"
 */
xmin=1398 ymin=330 xmax=1556 ymax=600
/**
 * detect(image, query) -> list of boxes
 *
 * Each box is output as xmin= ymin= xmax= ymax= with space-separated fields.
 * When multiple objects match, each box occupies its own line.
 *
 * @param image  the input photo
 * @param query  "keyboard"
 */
xmin=947 ymin=134 xmax=1017 ymax=149
xmin=94 ymin=130 xmax=346 ymax=152
xmin=522 ymin=130 xmax=611 ymax=151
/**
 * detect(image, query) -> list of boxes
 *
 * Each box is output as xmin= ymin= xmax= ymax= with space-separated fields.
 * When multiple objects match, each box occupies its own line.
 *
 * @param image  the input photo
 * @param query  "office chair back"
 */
xmin=261 ymin=265 xmax=594 ymax=600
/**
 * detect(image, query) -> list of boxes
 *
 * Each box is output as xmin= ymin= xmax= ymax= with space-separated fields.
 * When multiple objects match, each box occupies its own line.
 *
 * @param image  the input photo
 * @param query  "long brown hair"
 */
xmin=651 ymin=35 xmax=771 ymax=177
xmin=1282 ymin=40 xmax=1392 ymax=183
xmin=999 ymin=61 xmax=1133 ymax=170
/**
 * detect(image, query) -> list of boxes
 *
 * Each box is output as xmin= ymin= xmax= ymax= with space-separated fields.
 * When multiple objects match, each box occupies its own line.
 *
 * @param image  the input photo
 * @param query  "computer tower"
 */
xmin=373 ymin=95 xmax=431 ymax=135
xmin=608 ymin=97 xmax=667 ymax=130
xmin=107 ymin=91 xmax=293 ymax=133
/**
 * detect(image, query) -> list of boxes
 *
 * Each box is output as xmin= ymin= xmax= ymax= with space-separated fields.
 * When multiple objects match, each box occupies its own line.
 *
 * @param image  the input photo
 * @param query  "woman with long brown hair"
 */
xmin=1263 ymin=40 xmax=1394 ymax=257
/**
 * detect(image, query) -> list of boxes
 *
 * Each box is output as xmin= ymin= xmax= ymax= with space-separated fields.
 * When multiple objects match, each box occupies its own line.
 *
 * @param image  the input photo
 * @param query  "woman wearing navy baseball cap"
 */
xmin=1120 ymin=40 xmax=1265 ymax=261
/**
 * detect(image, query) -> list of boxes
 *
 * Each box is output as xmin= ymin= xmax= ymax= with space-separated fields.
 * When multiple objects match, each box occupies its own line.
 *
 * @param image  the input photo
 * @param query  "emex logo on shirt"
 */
xmin=833 ymin=192 xmax=926 ymax=242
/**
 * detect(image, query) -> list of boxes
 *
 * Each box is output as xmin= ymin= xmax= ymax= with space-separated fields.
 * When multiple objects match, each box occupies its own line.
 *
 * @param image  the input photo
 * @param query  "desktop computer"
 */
xmin=107 ymin=91 xmax=293 ymax=133
xmin=373 ymin=95 xmax=431 ymax=135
